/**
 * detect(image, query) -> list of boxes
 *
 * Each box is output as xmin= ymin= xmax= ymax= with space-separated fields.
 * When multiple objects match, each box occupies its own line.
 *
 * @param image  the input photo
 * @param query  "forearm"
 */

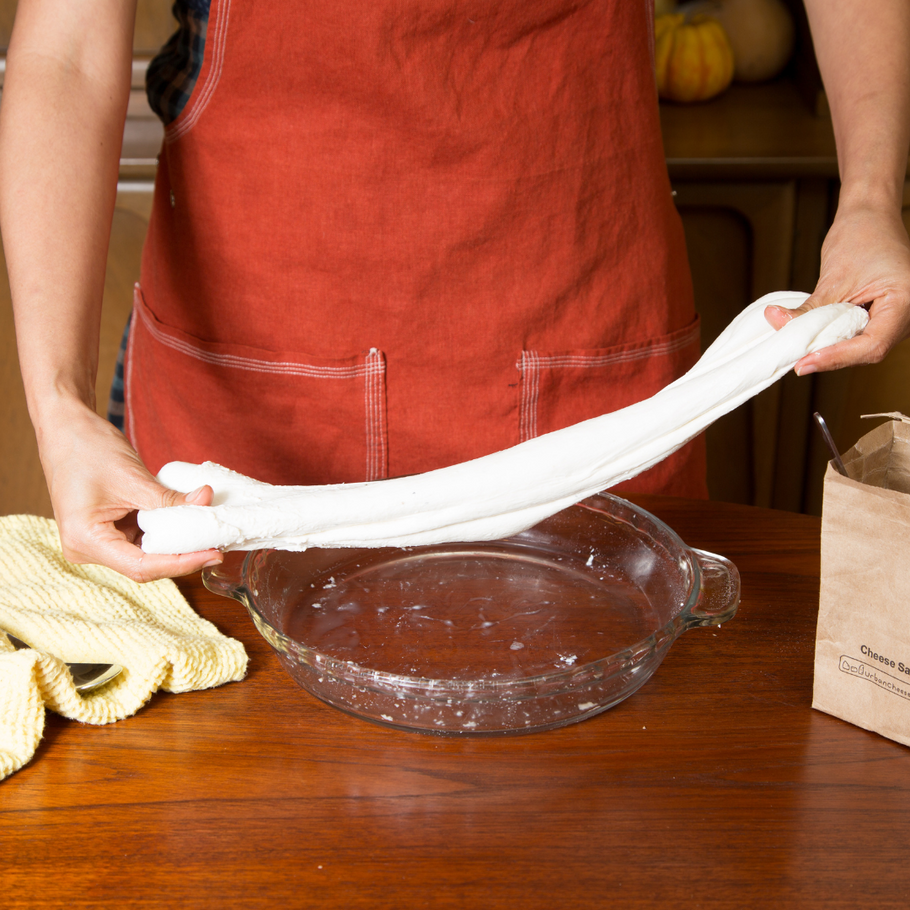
xmin=0 ymin=0 xmax=136 ymax=431
xmin=804 ymin=0 xmax=910 ymax=212
xmin=765 ymin=2 xmax=910 ymax=370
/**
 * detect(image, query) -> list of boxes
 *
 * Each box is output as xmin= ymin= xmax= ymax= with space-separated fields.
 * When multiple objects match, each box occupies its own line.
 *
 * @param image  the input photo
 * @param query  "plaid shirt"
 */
xmin=145 ymin=0 xmax=211 ymax=125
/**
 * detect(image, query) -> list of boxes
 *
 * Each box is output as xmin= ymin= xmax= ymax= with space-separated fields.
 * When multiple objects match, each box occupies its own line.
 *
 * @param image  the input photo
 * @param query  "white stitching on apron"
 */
xmin=129 ymin=287 xmax=388 ymax=480
xmin=124 ymin=307 xmax=140 ymax=445
xmin=518 ymin=320 xmax=701 ymax=443
xmin=134 ymin=295 xmax=377 ymax=379
xmin=519 ymin=351 xmax=541 ymax=443
xmin=167 ymin=0 xmax=233 ymax=142
xmin=364 ymin=348 xmax=388 ymax=481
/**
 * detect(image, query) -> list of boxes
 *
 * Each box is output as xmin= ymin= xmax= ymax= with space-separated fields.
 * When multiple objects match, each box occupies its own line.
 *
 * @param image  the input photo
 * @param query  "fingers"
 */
xmin=50 ymin=440 xmax=223 ymax=579
xmin=764 ymin=284 xmax=841 ymax=331
xmin=33 ymin=400 xmax=225 ymax=581
xmin=61 ymin=518 xmax=223 ymax=583
xmin=765 ymin=201 xmax=910 ymax=373
xmin=791 ymin=335 xmax=865 ymax=376
xmin=109 ymin=543 xmax=223 ymax=584
xmin=766 ymin=290 xmax=909 ymax=374
xmin=96 ymin=540 xmax=222 ymax=584
xmin=70 ymin=483 xmax=223 ymax=582
xmin=764 ymin=294 xmax=860 ymax=375
xmin=793 ymin=320 xmax=895 ymax=375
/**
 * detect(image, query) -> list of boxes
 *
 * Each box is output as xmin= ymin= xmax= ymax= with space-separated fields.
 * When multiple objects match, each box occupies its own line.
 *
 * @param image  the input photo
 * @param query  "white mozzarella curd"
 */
xmin=138 ymin=293 xmax=868 ymax=554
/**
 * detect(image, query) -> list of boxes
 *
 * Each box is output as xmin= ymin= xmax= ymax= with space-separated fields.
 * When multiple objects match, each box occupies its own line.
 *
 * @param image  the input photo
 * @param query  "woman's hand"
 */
xmin=764 ymin=202 xmax=910 ymax=375
xmin=0 ymin=1 xmax=206 ymax=581
xmin=771 ymin=0 xmax=910 ymax=376
xmin=39 ymin=399 xmax=222 ymax=582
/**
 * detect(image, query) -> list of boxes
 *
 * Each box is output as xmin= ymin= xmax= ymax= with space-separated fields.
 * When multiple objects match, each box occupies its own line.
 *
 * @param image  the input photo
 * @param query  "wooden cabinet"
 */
xmin=664 ymin=81 xmax=910 ymax=514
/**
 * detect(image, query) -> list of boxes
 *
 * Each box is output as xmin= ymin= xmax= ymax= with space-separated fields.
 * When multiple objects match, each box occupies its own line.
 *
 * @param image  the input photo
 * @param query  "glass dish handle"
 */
xmin=202 ymin=551 xmax=247 ymax=602
xmin=687 ymin=549 xmax=741 ymax=629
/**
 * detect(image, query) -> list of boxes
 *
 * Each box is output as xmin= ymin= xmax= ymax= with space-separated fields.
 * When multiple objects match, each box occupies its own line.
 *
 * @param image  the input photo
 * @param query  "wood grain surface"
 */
xmin=2 ymin=496 xmax=908 ymax=909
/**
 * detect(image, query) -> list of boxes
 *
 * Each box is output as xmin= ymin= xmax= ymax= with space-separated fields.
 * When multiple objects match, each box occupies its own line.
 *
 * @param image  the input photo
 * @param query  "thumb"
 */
xmin=764 ymin=289 xmax=840 ymax=331
xmin=157 ymin=483 xmax=215 ymax=509
xmin=133 ymin=475 xmax=215 ymax=512
xmin=181 ymin=484 xmax=215 ymax=507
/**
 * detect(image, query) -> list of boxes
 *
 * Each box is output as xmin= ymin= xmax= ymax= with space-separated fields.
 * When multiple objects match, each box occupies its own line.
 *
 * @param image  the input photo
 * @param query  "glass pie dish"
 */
xmin=203 ymin=493 xmax=739 ymax=734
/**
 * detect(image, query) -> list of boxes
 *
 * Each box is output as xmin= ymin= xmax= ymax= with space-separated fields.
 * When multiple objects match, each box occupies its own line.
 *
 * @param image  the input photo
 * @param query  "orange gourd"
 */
xmin=654 ymin=13 xmax=735 ymax=103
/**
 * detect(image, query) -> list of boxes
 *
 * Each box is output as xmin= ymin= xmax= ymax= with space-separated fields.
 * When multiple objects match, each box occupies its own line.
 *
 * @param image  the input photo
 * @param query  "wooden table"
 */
xmin=2 ymin=496 xmax=909 ymax=908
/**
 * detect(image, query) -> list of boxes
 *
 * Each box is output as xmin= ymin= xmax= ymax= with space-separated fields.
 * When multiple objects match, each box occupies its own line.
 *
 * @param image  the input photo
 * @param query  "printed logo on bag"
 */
xmin=839 ymin=646 xmax=910 ymax=702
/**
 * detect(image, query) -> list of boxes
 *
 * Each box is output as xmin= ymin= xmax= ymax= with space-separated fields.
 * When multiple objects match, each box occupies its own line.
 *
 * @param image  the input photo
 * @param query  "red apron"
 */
xmin=126 ymin=0 xmax=707 ymax=497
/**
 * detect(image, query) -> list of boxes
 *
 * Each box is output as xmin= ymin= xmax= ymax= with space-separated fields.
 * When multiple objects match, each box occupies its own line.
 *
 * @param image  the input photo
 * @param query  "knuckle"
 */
xmin=129 ymin=557 xmax=153 ymax=584
xmin=131 ymin=555 xmax=169 ymax=584
xmin=123 ymin=567 xmax=152 ymax=584
xmin=865 ymin=339 xmax=890 ymax=364
xmin=57 ymin=529 xmax=89 ymax=565
xmin=59 ymin=544 xmax=86 ymax=565
xmin=157 ymin=488 xmax=183 ymax=509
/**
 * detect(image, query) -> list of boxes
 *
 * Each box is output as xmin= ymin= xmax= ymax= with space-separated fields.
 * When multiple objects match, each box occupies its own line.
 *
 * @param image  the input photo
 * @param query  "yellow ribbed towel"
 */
xmin=0 ymin=514 xmax=248 ymax=781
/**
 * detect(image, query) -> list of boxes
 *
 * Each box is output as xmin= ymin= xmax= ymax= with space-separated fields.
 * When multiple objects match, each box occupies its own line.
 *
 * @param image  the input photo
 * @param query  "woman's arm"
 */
xmin=0 ymin=0 xmax=220 ymax=580
xmin=764 ymin=0 xmax=910 ymax=374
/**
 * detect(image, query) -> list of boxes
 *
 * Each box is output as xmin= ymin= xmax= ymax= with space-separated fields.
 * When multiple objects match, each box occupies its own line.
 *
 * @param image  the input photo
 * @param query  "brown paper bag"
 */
xmin=813 ymin=414 xmax=910 ymax=746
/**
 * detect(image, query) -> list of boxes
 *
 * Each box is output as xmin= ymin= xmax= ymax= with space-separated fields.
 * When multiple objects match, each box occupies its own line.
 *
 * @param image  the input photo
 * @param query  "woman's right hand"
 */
xmin=0 ymin=1 xmax=201 ymax=581
xmin=39 ymin=399 xmax=222 ymax=582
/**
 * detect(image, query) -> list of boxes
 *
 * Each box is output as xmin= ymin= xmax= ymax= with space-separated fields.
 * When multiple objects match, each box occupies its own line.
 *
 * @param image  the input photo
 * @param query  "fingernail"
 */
xmin=796 ymin=364 xmax=817 ymax=377
xmin=185 ymin=486 xmax=206 ymax=503
xmin=203 ymin=557 xmax=222 ymax=568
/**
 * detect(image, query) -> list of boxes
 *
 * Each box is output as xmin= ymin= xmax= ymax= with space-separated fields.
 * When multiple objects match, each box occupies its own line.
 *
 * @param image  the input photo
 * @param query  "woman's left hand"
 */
xmin=764 ymin=201 xmax=910 ymax=375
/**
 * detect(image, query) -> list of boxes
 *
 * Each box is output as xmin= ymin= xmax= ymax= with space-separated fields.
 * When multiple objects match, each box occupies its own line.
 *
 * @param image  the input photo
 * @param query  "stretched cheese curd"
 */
xmin=138 ymin=292 xmax=868 ymax=555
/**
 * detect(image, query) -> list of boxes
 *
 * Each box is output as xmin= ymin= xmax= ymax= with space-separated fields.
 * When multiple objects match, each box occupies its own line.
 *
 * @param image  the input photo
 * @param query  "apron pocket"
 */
xmin=518 ymin=315 xmax=704 ymax=497
xmin=126 ymin=286 xmax=388 ymax=484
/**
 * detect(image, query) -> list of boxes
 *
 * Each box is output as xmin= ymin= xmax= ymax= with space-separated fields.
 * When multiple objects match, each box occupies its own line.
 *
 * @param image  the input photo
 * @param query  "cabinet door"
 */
xmin=675 ymin=180 xmax=799 ymax=508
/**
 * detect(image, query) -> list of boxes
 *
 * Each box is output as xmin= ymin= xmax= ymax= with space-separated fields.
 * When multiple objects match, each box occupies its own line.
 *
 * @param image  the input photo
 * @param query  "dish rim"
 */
xmin=206 ymin=493 xmax=734 ymax=700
